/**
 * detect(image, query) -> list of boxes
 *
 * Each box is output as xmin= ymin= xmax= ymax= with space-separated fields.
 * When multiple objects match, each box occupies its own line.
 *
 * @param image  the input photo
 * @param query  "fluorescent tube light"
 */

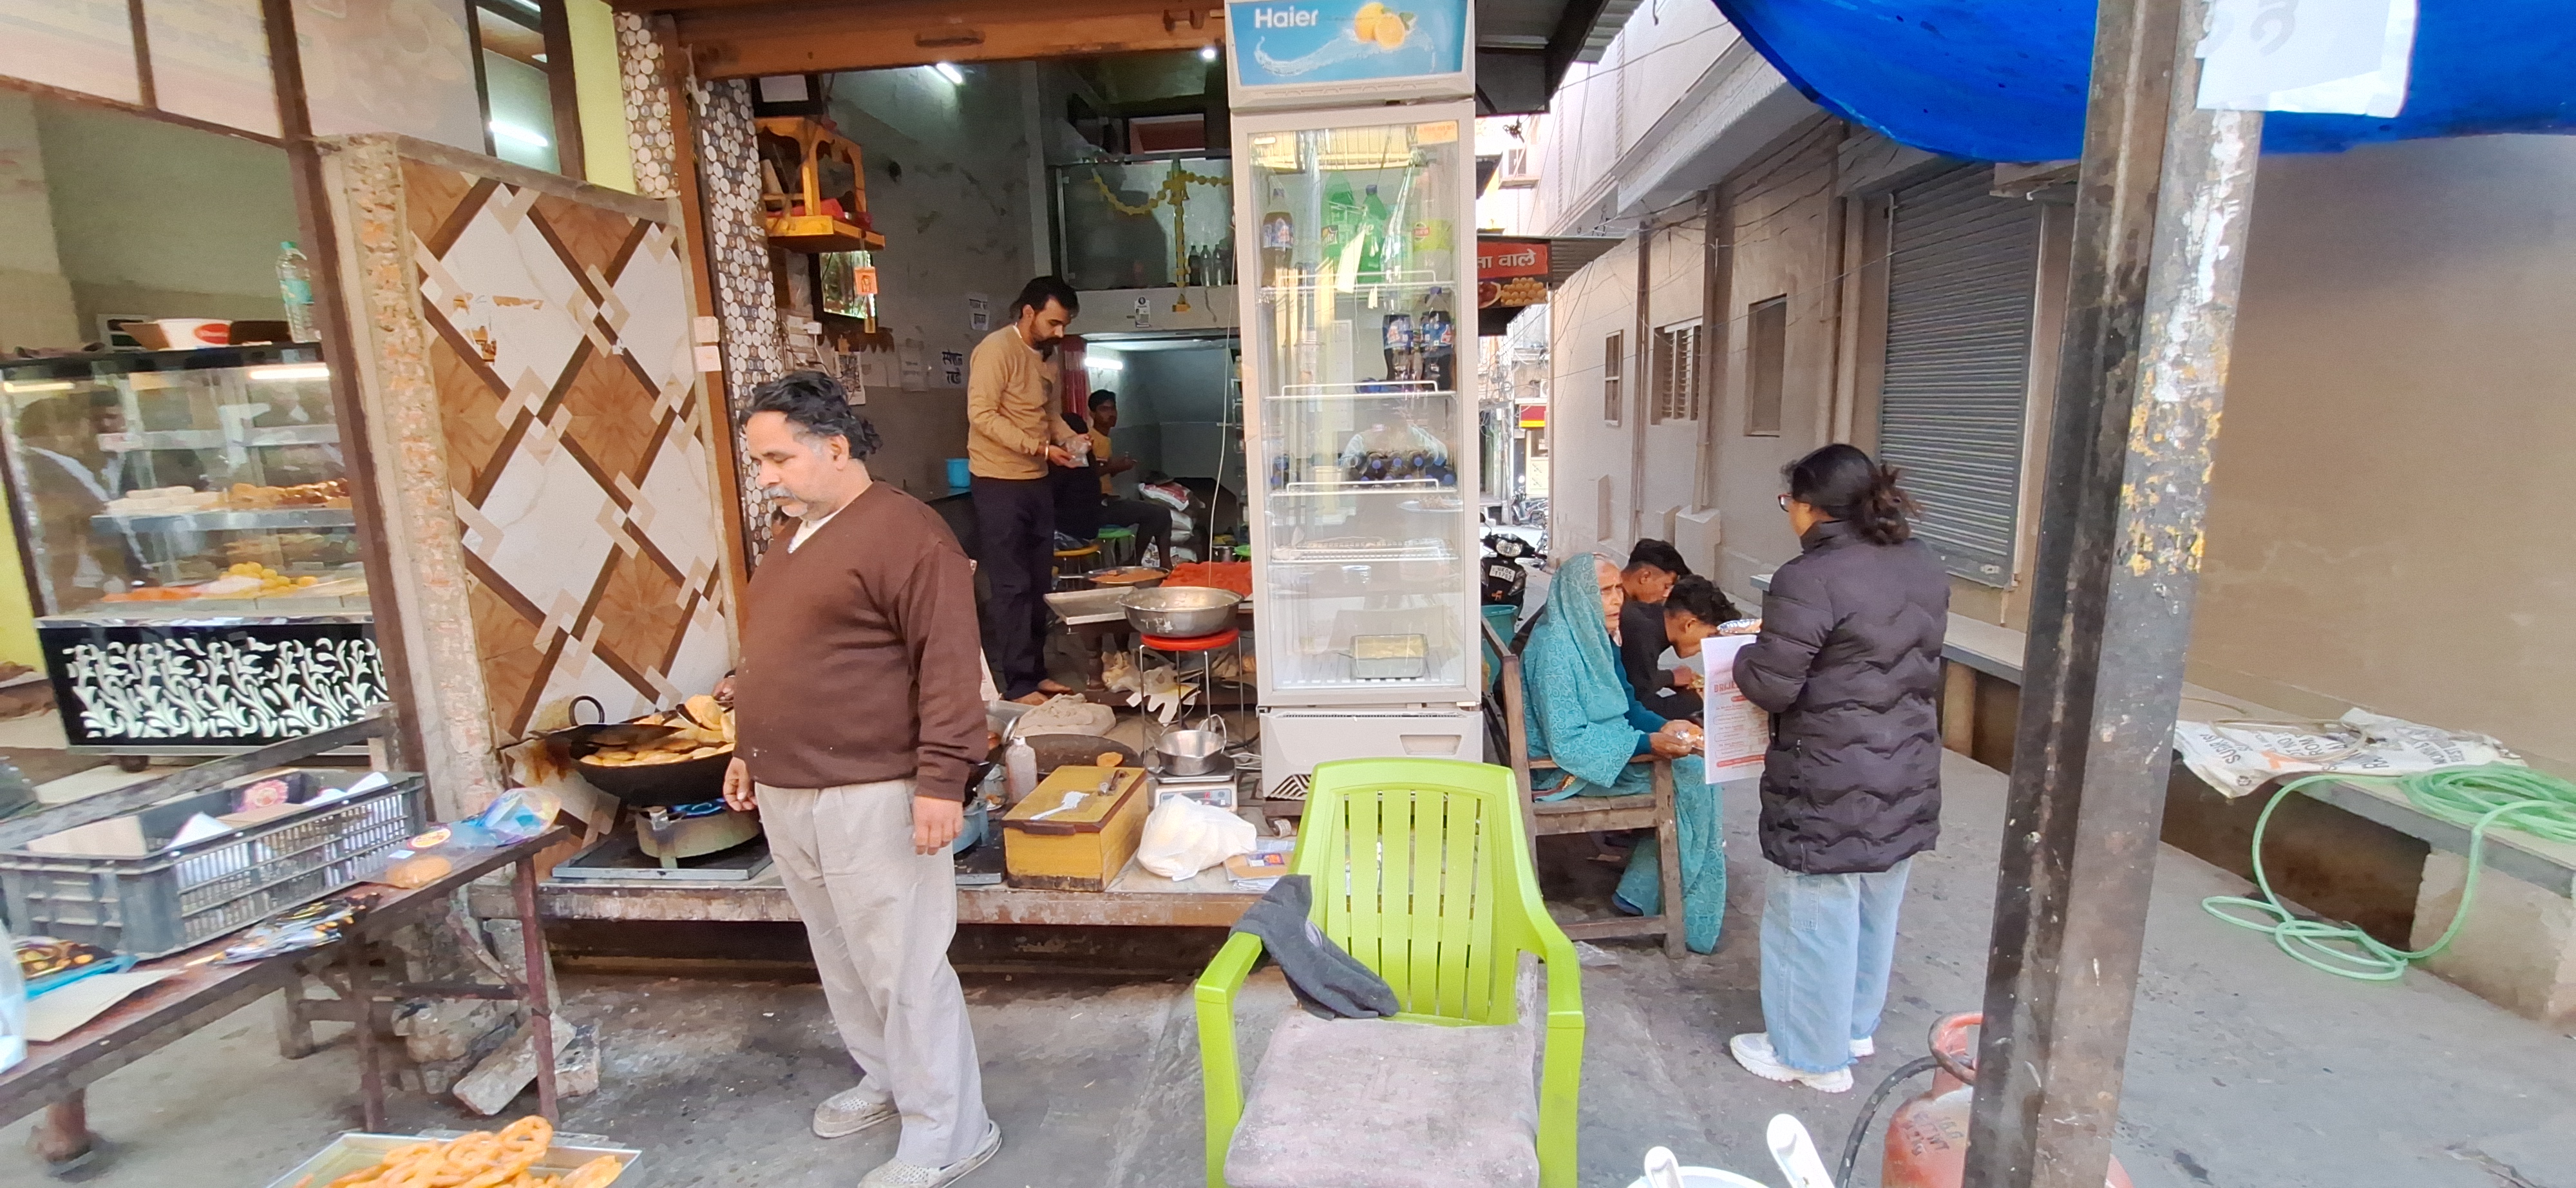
xmin=247 ymin=364 xmax=332 ymax=381
xmin=490 ymin=121 xmax=551 ymax=149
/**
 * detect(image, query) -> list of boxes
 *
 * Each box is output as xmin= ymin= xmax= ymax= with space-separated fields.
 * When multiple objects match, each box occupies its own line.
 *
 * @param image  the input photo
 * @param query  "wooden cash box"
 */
xmin=1001 ymin=765 xmax=1153 ymax=891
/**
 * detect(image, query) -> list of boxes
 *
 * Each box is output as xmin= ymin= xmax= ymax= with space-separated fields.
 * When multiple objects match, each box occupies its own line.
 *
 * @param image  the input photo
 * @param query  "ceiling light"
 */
xmin=489 ymin=121 xmax=550 ymax=149
xmin=1 ymin=380 xmax=73 ymax=394
xmin=933 ymin=61 xmax=965 ymax=85
xmin=1200 ymin=44 xmax=1219 ymax=62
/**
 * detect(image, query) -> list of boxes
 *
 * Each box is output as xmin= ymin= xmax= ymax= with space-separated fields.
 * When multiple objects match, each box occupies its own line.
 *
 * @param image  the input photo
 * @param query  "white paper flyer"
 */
xmin=1698 ymin=635 xmax=1769 ymax=783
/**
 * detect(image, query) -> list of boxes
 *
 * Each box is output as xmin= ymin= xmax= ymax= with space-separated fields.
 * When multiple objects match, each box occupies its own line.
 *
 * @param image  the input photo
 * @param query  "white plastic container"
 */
xmin=1003 ymin=738 xmax=1037 ymax=805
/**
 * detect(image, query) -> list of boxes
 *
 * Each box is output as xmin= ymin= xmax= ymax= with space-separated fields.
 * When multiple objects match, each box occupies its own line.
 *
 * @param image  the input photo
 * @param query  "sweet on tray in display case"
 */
xmin=0 ymin=345 xmax=384 ymax=752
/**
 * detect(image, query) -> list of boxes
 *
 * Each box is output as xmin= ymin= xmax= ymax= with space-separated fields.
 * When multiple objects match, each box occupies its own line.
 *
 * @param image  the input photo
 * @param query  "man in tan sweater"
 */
xmin=967 ymin=276 xmax=1080 ymax=703
xmin=723 ymin=371 xmax=999 ymax=1186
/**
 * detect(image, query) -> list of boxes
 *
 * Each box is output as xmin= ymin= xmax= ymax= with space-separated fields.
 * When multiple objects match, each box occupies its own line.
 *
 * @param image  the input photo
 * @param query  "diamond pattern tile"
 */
xmin=406 ymin=166 xmax=738 ymax=742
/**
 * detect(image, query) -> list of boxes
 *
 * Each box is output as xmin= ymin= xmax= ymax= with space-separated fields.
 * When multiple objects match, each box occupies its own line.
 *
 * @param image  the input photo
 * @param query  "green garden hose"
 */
xmin=2202 ymin=763 xmax=2576 ymax=981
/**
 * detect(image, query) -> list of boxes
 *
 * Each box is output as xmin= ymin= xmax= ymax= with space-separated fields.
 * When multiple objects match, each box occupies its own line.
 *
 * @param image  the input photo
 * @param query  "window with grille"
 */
xmin=1745 ymin=297 xmax=1786 ymax=436
xmin=1602 ymin=332 xmax=1624 ymax=425
xmin=1651 ymin=322 xmax=1702 ymax=423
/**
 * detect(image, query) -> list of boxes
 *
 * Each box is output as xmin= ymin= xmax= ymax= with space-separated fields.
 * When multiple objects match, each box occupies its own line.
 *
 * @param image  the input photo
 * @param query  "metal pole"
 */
xmin=1964 ymin=0 xmax=2262 ymax=1182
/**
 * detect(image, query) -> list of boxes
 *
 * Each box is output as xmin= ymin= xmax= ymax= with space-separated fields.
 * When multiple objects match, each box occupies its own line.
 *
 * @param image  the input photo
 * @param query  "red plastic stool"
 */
xmin=1135 ymin=627 xmax=1244 ymax=719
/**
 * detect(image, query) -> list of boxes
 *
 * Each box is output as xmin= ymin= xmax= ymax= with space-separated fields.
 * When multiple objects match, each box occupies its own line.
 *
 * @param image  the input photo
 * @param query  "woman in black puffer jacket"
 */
xmin=1725 ymin=443 xmax=1949 ymax=1093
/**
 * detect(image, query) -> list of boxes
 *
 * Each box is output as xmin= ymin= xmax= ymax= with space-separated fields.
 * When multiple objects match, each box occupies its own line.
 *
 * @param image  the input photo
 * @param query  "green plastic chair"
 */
xmin=1194 ymin=757 xmax=1584 ymax=1188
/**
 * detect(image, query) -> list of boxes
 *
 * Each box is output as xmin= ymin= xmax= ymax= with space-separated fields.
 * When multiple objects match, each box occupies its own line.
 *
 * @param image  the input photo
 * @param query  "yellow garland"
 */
xmin=1082 ymin=161 xmax=1235 ymax=290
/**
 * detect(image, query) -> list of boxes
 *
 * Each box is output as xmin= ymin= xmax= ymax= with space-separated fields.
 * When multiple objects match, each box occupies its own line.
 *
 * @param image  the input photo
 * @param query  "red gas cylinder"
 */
xmin=1882 ymin=1014 xmax=2134 ymax=1188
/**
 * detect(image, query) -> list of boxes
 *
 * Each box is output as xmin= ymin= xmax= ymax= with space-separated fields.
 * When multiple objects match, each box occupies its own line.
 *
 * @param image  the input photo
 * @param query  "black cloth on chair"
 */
xmin=1233 ymin=875 xmax=1400 ymax=1020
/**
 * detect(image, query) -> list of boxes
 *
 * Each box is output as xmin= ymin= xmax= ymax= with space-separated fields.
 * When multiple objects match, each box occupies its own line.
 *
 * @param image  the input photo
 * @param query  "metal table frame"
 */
xmin=0 ymin=708 xmax=566 ymax=1170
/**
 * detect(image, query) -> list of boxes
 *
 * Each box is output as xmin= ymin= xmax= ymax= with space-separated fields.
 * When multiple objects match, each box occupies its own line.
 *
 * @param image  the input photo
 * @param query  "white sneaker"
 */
xmin=1729 ymin=1032 xmax=1853 ymax=1093
xmin=1850 ymin=1035 xmax=1875 ymax=1060
xmin=812 ymin=1085 xmax=899 ymax=1139
xmin=858 ymin=1120 xmax=1003 ymax=1187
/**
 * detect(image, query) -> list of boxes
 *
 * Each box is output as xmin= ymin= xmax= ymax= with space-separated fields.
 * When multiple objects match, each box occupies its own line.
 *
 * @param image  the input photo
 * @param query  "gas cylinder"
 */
xmin=1882 ymin=1014 xmax=2133 ymax=1188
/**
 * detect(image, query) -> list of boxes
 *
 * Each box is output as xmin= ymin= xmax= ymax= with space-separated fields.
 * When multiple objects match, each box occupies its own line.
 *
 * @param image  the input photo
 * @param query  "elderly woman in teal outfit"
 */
xmin=1522 ymin=553 xmax=1725 ymax=952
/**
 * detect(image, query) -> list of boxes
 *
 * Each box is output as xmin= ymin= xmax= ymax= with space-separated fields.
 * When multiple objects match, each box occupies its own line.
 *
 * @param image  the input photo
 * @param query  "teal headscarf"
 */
xmin=1520 ymin=553 xmax=1647 ymax=790
xmin=1519 ymin=552 xmax=1728 ymax=953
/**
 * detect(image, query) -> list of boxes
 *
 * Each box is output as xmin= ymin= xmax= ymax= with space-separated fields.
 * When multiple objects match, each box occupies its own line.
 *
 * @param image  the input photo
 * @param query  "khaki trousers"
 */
xmin=760 ymin=780 xmax=990 ymax=1167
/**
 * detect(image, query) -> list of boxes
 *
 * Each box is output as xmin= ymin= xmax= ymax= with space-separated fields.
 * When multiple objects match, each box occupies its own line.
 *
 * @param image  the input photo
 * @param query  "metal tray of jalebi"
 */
xmin=262 ymin=1122 xmax=641 ymax=1188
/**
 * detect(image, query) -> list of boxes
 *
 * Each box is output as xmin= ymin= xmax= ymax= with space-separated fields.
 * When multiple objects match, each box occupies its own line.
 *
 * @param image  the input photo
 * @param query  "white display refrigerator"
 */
xmin=1224 ymin=1 xmax=1483 ymax=794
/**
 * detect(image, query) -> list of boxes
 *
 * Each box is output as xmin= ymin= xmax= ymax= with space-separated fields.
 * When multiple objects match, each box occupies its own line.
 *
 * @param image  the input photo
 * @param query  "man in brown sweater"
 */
xmin=722 ymin=371 xmax=999 ymax=1186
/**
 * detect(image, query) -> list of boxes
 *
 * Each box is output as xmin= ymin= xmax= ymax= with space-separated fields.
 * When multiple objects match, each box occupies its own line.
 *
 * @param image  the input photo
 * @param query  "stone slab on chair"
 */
xmin=1224 ymin=962 xmax=1545 ymax=1188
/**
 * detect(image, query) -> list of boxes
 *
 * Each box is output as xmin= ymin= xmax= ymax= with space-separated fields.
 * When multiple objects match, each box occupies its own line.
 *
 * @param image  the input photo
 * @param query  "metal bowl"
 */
xmin=1120 ymin=585 xmax=1242 ymax=637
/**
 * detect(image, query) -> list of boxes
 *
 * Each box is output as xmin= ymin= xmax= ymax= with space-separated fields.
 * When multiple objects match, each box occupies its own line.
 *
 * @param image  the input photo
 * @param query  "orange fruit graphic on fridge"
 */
xmin=1352 ymin=3 xmax=1415 ymax=50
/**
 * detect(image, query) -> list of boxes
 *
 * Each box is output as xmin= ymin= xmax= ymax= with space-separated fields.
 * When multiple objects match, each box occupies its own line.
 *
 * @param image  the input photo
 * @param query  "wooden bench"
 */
xmin=1482 ymin=617 xmax=1686 ymax=958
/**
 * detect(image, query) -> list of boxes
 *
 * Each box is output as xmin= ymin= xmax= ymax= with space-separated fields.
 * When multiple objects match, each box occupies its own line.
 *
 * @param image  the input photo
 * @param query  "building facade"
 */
xmin=1523 ymin=2 xmax=2576 ymax=1021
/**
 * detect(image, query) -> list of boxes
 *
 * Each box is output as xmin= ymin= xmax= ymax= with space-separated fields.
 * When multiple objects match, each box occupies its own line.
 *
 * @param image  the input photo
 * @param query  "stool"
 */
xmin=1052 ymin=542 xmax=1100 ymax=590
xmin=1095 ymin=525 xmax=1139 ymax=570
xmin=1136 ymin=626 xmax=1244 ymax=720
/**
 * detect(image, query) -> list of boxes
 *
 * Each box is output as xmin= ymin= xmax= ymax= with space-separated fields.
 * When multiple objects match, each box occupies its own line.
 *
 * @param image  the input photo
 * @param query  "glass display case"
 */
xmin=1236 ymin=103 xmax=1479 ymax=706
xmin=0 ymin=345 xmax=384 ymax=751
xmin=1055 ymin=154 xmax=1236 ymax=291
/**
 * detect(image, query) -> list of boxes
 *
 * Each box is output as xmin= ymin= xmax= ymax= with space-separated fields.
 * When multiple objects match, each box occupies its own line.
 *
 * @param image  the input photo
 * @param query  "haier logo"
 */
xmin=1250 ymin=6 xmax=1319 ymax=28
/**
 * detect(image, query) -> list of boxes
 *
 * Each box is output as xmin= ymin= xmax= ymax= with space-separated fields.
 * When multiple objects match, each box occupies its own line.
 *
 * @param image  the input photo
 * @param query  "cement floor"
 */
xmin=6 ymin=752 xmax=2571 ymax=1188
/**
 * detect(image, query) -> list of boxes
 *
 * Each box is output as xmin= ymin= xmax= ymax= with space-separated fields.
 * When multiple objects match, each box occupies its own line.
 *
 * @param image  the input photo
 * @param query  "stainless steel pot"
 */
xmin=1153 ymin=714 xmax=1229 ymax=777
xmin=1120 ymin=585 xmax=1242 ymax=637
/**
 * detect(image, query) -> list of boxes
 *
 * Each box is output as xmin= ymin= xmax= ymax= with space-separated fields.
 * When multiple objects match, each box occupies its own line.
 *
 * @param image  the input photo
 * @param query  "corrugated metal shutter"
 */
xmin=1878 ymin=166 xmax=2042 ymax=586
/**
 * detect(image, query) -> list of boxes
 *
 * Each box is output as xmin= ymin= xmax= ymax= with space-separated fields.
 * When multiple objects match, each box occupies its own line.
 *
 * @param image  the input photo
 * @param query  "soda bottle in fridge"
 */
xmin=277 ymin=241 xmax=317 ymax=342
xmin=1381 ymin=313 xmax=1415 ymax=382
xmin=1419 ymin=300 xmax=1455 ymax=392
xmin=1260 ymin=194 xmax=1296 ymax=288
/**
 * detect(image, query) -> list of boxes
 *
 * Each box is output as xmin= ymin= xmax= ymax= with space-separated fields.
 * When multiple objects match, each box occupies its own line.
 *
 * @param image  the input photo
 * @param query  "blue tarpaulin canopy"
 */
xmin=1707 ymin=1 xmax=2576 ymax=160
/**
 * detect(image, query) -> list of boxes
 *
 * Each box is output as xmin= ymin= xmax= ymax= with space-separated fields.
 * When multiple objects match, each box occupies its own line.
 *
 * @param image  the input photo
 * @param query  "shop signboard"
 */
xmin=1227 ymin=0 xmax=1473 ymax=108
xmin=39 ymin=618 xmax=387 ymax=751
xmin=1477 ymin=238 xmax=1549 ymax=280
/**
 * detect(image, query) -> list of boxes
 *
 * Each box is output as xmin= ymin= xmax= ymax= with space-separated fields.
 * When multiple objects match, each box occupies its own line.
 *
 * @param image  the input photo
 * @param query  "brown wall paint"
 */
xmin=1709 ymin=122 xmax=1843 ymax=598
xmin=2188 ymin=135 xmax=2576 ymax=774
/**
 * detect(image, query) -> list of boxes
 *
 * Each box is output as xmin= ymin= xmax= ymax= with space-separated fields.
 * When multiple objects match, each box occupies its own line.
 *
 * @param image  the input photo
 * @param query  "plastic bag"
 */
xmin=16 ymin=937 xmax=132 ymax=997
xmin=216 ymin=896 xmax=363 ymax=964
xmin=445 ymin=787 xmax=561 ymax=848
xmin=1136 ymin=798 xmax=1256 ymax=881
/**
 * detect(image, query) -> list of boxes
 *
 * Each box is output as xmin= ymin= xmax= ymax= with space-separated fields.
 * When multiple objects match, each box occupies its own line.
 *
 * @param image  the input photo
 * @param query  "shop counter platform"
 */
xmin=468 ymin=856 xmax=1262 ymax=929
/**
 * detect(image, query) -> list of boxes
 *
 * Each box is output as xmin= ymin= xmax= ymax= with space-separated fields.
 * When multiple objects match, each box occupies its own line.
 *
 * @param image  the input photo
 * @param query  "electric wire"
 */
xmin=2201 ymin=763 xmax=2576 ymax=981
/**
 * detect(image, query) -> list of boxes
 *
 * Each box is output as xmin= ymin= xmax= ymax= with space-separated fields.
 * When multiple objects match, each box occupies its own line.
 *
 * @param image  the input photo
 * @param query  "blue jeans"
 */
xmin=1758 ymin=858 xmax=1913 ymax=1073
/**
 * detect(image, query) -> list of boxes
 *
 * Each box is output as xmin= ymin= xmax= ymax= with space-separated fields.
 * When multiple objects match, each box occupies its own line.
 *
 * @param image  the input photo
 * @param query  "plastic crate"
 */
xmin=0 ymin=772 xmax=426 ymax=959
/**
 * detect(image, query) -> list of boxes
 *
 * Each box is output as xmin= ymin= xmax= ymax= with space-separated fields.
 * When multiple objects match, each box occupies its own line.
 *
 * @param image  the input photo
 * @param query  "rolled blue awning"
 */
xmin=1707 ymin=1 xmax=2576 ymax=159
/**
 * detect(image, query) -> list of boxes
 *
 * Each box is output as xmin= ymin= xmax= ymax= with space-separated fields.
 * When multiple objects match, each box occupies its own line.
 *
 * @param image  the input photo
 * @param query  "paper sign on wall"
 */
xmin=966 ymin=292 xmax=990 ymax=332
xmin=1698 ymin=635 xmax=1769 ymax=783
xmin=898 ymin=331 xmax=925 ymax=391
